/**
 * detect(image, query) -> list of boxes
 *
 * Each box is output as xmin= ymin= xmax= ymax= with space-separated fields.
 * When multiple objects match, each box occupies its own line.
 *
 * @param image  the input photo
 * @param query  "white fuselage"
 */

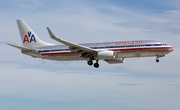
xmin=23 ymin=40 xmax=174 ymax=61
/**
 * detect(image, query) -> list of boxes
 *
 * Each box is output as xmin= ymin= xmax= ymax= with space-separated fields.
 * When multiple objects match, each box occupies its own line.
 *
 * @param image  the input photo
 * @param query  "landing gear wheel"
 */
xmin=156 ymin=59 xmax=159 ymax=63
xmin=94 ymin=63 xmax=99 ymax=68
xmin=87 ymin=60 xmax=93 ymax=66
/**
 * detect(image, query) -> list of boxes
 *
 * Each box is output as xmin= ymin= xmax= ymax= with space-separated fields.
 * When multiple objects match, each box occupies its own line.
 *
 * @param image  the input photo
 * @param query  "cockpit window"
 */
xmin=162 ymin=43 xmax=167 ymax=45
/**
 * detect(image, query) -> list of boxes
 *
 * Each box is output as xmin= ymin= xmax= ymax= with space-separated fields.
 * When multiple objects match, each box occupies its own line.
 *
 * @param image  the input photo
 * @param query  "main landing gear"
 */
xmin=87 ymin=60 xmax=99 ymax=68
xmin=87 ymin=60 xmax=93 ymax=66
xmin=94 ymin=60 xmax=99 ymax=68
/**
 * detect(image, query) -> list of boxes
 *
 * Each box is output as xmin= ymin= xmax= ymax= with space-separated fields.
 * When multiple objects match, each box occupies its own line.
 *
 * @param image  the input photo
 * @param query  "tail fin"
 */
xmin=17 ymin=19 xmax=54 ymax=48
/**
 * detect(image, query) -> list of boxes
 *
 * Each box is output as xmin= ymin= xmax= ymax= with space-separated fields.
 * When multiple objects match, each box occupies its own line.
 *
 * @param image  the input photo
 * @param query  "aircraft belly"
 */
xmin=116 ymin=50 xmax=170 ymax=58
xmin=42 ymin=54 xmax=83 ymax=61
xmin=40 ymin=50 xmax=171 ymax=60
xmin=22 ymin=52 xmax=40 ymax=58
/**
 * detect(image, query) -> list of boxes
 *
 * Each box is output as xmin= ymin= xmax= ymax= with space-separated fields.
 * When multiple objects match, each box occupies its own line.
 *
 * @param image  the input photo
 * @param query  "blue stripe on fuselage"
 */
xmin=37 ymin=44 xmax=164 ymax=53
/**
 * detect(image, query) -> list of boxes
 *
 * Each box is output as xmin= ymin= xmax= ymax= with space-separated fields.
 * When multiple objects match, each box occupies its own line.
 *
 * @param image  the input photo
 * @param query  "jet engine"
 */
xmin=98 ymin=51 xmax=116 ymax=59
xmin=105 ymin=58 xmax=124 ymax=64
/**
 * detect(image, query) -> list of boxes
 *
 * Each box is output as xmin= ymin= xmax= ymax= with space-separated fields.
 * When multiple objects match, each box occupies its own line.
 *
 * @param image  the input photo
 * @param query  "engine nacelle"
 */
xmin=105 ymin=58 xmax=124 ymax=64
xmin=98 ymin=51 xmax=115 ymax=59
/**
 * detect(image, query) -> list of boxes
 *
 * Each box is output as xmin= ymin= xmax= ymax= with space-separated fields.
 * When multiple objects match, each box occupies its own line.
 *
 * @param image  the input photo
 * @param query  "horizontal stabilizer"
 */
xmin=8 ymin=44 xmax=33 ymax=51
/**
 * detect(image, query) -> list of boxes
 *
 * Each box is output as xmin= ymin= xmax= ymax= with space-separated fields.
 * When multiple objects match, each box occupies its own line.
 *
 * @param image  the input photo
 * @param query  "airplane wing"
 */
xmin=8 ymin=44 xmax=33 ymax=51
xmin=47 ymin=27 xmax=97 ymax=53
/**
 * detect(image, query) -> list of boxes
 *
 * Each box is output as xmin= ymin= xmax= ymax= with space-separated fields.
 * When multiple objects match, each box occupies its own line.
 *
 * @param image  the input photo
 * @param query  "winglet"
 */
xmin=47 ymin=27 xmax=65 ymax=44
xmin=47 ymin=27 xmax=57 ymax=40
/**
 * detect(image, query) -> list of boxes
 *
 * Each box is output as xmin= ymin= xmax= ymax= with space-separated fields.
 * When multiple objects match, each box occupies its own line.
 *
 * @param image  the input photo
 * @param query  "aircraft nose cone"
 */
xmin=169 ymin=46 xmax=174 ymax=51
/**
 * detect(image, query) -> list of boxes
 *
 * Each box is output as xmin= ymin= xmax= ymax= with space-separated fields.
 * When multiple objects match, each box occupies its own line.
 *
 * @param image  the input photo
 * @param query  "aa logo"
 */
xmin=23 ymin=31 xmax=36 ymax=43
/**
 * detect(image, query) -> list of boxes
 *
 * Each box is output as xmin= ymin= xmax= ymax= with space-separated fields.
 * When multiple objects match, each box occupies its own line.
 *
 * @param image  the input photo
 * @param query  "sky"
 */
xmin=0 ymin=0 xmax=180 ymax=110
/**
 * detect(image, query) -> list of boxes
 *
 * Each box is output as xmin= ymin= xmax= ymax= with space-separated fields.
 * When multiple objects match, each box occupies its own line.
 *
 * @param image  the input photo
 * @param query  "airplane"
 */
xmin=8 ymin=19 xmax=174 ymax=68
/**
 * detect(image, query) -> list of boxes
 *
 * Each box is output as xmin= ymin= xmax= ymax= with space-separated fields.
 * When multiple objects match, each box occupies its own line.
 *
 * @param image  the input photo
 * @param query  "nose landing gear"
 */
xmin=155 ymin=55 xmax=165 ymax=63
xmin=156 ymin=58 xmax=159 ymax=63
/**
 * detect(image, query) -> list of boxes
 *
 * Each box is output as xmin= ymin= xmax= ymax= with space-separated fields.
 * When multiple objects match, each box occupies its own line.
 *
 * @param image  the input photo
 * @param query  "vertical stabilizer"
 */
xmin=17 ymin=19 xmax=54 ymax=48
